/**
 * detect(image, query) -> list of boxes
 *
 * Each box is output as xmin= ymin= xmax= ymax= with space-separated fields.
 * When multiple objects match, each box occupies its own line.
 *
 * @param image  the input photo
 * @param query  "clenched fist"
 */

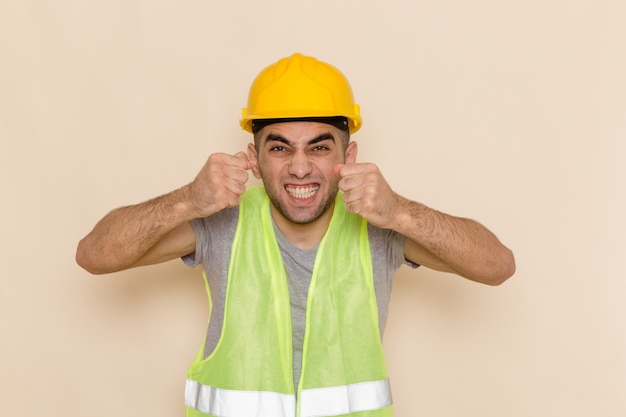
xmin=334 ymin=162 xmax=401 ymax=229
xmin=189 ymin=151 xmax=252 ymax=217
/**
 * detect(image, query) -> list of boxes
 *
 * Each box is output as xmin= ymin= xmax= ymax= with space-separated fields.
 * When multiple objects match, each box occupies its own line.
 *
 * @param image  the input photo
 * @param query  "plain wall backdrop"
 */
xmin=1 ymin=1 xmax=625 ymax=416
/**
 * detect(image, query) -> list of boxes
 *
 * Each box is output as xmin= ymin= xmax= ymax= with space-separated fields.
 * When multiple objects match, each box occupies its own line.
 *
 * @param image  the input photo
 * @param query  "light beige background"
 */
xmin=1 ymin=1 xmax=624 ymax=416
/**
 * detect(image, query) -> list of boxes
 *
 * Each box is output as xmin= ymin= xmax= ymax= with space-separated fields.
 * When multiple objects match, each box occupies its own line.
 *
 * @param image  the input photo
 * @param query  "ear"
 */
xmin=247 ymin=143 xmax=262 ymax=179
xmin=345 ymin=141 xmax=358 ymax=164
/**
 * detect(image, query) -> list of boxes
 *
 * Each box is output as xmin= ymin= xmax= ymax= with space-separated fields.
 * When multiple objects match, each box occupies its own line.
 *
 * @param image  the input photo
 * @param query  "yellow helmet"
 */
xmin=240 ymin=53 xmax=362 ymax=134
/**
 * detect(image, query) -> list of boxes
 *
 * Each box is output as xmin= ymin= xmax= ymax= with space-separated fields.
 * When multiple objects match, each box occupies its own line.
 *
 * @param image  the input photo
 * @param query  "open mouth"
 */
xmin=285 ymin=184 xmax=319 ymax=199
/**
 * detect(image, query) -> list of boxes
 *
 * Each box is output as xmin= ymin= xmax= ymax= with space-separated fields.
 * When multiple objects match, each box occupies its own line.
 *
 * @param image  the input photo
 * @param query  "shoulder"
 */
xmin=367 ymin=223 xmax=404 ymax=246
xmin=184 ymin=206 xmax=239 ymax=267
xmin=189 ymin=206 xmax=240 ymax=240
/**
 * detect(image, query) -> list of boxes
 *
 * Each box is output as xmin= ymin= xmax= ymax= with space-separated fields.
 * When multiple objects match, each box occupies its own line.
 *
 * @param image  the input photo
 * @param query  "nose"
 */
xmin=288 ymin=150 xmax=312 ymax=178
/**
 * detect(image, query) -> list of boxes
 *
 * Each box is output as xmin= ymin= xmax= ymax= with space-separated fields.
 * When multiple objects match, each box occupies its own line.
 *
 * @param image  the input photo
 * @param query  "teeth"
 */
xmin=286 ymin=185 xmax=319 ymax=199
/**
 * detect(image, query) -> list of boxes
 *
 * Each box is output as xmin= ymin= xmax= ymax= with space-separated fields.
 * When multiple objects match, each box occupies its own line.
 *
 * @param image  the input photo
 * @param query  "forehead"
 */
xmin=258 ymin=121 xmax=341 ymax=144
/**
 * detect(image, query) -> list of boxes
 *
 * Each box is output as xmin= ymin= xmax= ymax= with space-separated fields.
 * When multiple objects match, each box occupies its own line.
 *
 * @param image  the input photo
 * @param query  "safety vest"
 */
xmin=185 ymin=187 xmax=393 ymax=417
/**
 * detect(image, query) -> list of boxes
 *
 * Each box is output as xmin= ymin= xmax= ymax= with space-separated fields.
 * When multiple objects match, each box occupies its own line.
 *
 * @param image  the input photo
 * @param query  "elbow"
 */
xmin=75 ymin=240 xmax=110 ymax=275
xmin=483 ymin=248 xmax=516 ymax=286
xmin=76 ymin=261 xmax=105 ymax=276
xmin=75 ymin=246 xmax=98 ymax=275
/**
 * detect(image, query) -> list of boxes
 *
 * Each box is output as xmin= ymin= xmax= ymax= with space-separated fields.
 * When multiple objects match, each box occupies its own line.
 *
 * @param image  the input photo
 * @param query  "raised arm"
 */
xmin=335 ymin=161 xmax=515 ymax=285
xmin=76 ymin=152 xmax=251 ymax=274
xmin=386 ymin=198 xmax=515 ymax=285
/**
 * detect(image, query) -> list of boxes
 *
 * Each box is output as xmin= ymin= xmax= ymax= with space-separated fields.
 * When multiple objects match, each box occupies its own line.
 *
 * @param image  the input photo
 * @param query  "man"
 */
xmin=76 ymin=52 xmax=515 ymax=417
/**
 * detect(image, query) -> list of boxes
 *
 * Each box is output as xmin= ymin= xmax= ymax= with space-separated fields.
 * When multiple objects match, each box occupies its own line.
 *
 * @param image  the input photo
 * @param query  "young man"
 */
xmin=76 ymin=53 xmax=515 ymax=417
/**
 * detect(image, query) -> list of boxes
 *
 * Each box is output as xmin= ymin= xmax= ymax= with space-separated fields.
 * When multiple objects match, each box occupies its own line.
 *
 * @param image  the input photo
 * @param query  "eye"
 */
xmin=269 ymin=145 xmax=287 ymax=152
xmin=312 ymin=145 xmax=330 ymax=152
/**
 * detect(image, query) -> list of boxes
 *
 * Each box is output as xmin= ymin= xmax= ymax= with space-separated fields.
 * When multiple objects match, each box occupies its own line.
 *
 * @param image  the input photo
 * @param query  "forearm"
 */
xmin=392 ymin=194 xmax=515 ymax=285
xmin=76 ymin=185 xmax=196 ymax=274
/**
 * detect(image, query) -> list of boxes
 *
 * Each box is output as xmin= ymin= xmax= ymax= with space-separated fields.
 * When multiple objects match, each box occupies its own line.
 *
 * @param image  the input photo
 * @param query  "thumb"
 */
xmin=234 ymin=151 xmax=252 ymax=170
xmin=333 ymin=164 xmax=344 ymax=178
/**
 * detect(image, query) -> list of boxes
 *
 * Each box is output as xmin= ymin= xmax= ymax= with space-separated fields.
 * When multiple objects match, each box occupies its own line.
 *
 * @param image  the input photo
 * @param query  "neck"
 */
xmin=270 ymin=202 xmax=335 ymax=250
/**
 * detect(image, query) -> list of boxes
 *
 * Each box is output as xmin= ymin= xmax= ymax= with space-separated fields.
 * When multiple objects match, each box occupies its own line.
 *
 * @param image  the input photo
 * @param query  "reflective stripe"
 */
xmin=185 ymin=379 xmax=391 ymax=417
xmin=185 ymin=379 xmax=296 ymax=417
xmin=300 ymin=379 xmax=392 ymax=417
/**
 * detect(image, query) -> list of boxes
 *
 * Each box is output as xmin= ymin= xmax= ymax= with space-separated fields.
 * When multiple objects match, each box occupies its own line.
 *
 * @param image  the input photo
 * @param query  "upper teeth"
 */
xmin=286 ymin=185 xmax=319 ymax=199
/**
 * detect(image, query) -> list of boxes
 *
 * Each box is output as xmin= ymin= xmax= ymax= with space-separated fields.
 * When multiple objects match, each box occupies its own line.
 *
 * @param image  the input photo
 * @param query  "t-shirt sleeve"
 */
xmin=390 ymin=230 xmax=420 ymax=270
xmin=181 ymin=207 xmax=239 ymax=268
xmin=368 ymin=224 xmax=419 ymax=274
xmin=181 ymin=217 xmax=206 ymax=268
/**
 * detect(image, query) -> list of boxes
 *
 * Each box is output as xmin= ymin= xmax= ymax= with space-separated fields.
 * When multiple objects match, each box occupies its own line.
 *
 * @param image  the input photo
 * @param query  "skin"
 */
xmin=247 ymin=122 xmax=357 ymax=249
xmin=76 ymin=121 xmax=515 ymax=285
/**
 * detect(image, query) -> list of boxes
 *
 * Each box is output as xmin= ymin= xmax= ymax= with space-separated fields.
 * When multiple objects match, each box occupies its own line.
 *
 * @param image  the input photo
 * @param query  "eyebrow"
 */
xmin=265 ymin=132 xmax=336 ymax=147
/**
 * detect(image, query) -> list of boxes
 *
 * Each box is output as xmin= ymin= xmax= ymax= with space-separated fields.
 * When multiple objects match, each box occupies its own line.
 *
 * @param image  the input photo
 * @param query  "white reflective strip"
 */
xmin=300 ymin=379 xmax=392 ymax=417
xmin=185 ymin=379 xmax=296 ymax=417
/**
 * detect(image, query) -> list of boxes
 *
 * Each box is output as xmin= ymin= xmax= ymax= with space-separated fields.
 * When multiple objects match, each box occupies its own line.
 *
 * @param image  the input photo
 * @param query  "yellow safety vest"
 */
xmin=185 ymin=187 xmax=393 ymax=417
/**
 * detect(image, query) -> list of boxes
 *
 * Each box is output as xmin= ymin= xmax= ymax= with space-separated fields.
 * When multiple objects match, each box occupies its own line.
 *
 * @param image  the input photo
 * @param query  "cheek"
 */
xmin=319 ymin=157 xmax=343 ymax=174
xmin=257 ymin=160 xmax=283 ymax=181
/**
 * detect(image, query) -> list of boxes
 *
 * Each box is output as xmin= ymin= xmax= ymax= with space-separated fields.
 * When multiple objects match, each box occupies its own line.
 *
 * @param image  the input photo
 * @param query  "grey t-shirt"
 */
xmin=183 ymin=205 xmax=415 ymax=390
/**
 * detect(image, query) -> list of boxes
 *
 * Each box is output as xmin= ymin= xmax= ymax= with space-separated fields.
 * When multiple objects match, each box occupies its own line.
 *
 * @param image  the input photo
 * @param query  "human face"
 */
xmin=248 ymin=121 xmax=357 ymax=227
